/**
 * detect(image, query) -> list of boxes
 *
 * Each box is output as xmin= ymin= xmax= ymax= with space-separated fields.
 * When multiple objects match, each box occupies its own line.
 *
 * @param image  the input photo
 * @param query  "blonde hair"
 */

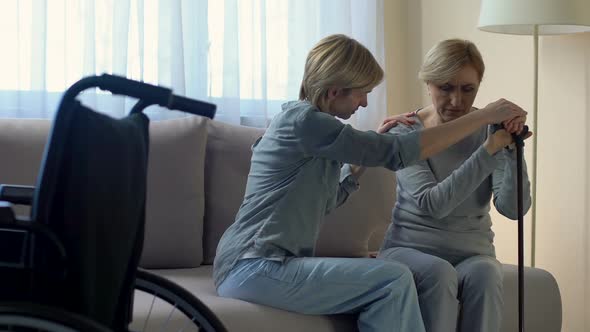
xmin=299 ymin=34 xmax=384 ymax=108
xmin=418 ymin=39 xmax=485 ymax=85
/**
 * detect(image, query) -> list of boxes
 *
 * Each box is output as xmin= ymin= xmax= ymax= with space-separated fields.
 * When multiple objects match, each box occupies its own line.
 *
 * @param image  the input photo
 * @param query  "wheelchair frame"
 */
xmin=0 ymin=74 xmax=226 ymax=332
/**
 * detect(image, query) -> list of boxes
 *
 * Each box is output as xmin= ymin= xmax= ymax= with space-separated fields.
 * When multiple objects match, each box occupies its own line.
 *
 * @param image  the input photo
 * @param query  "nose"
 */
xmin=450 ymin=91 xmax=462 ymax=107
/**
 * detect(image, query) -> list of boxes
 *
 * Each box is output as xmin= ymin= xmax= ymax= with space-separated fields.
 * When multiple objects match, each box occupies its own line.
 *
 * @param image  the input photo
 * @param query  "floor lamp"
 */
xmin=478 ymin=1 xmax=590 ymax=330
xmin=478 ymin=0 xmax=590 ymax=268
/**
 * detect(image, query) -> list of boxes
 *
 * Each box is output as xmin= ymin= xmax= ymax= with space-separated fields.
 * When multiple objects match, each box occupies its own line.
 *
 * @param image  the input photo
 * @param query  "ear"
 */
xmin=326 ymin=87 xmax=341 ymax=100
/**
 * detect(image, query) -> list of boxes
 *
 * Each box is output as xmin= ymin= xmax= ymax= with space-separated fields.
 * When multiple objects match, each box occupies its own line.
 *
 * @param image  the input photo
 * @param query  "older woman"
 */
xmin=378 ymin=39 xmax=532 ymax=332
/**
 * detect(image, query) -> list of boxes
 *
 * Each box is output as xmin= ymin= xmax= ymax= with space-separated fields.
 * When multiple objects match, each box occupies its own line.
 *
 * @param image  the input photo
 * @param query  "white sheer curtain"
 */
xmin=0 ymin=0 xmax=386 ymax=129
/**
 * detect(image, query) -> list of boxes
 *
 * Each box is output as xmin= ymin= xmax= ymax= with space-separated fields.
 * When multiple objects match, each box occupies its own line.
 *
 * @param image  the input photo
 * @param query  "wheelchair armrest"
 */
xmin=0 ymin=185 xmax=35 ymax=205
xmin=0 ymin=201 xmax=16 ymax=223
xmin=0 ymin=216 xmax=67 ymax=270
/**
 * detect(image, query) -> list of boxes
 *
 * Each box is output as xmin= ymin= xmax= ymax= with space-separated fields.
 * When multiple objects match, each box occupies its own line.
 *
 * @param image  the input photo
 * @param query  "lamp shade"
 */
xmin=478 ymin=0 xmax=590 ymax=35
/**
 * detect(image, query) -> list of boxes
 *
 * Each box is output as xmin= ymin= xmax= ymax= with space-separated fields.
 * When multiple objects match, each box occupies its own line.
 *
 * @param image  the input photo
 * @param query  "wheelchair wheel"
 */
xmin=0 ymin=303 xmax=112 ymax=332
xmin=131 ymin=269 xmax=226 ymax=332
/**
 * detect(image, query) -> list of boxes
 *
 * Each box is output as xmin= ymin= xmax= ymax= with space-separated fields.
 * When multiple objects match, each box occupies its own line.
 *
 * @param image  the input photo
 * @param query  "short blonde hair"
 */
xmin=418 ymin=39 xmax=485 ymax=85
xmin=299 ymin=34 xmax=384 ymax=107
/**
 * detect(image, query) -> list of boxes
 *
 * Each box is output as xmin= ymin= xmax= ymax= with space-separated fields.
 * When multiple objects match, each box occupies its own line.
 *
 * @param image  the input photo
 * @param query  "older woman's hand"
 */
xmin=484 ymin=128 xmax=533 ymax=155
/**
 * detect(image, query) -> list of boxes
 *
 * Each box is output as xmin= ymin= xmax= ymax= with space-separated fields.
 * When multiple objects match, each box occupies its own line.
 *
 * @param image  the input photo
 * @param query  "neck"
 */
xmin=419 ymin=105 xmax=443 ymax=128
xmin=317 ymin=99 xmax=334 ymax=116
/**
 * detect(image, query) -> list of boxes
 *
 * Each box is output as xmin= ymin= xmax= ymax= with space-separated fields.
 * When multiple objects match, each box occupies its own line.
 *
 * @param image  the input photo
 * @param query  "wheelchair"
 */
xmin=0 ymin=74 xmax=227 ymax=332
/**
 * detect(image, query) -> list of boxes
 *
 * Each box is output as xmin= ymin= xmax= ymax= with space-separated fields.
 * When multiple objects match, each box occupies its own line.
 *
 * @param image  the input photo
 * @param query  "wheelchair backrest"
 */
xmin=31 ymin=100 xmax=150 ymax=329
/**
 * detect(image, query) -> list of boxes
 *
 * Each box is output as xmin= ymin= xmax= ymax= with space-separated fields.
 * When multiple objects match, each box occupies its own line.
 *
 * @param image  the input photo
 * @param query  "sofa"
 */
xmin=0 ymin=114 xmax=562 ymax=332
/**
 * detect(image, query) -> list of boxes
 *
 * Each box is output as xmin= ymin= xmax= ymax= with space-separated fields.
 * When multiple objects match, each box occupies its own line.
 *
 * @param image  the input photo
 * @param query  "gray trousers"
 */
xmin=378 ymin=247 xmax=503 ymax=332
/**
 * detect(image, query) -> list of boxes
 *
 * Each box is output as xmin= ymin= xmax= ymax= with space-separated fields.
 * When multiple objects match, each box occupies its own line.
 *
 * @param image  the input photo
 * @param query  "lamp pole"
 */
xmin=531 ymin=25 xmax=538 ymax=268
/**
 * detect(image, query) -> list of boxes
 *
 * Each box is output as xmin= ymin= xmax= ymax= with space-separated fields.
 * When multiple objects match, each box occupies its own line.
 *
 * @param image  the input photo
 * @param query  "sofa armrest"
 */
xmin=501 ymin=264 xmax=562 ymax=332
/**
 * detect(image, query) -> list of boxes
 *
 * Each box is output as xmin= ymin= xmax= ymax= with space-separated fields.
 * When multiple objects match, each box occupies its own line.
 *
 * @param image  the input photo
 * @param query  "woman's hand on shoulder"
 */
xmin=377 ymin=111 xmax=416 ymax=134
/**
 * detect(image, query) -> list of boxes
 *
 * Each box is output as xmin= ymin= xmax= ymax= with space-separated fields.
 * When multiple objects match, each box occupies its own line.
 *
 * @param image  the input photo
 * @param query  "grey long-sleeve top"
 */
xmin=381 ymin=111 xmax=531 ymax=260
xmin=213 ymin=100 xmax=421 ymax=288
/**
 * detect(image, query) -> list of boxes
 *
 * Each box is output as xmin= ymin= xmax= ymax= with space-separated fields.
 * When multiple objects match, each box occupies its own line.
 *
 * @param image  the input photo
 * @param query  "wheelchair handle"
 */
xmin=98 ymin=74 xmax=216 ymax=118
xmin=168 ymin=94 xmax=216 ymax=119
xmin=61 ymin=74 xmax=216 ymax=119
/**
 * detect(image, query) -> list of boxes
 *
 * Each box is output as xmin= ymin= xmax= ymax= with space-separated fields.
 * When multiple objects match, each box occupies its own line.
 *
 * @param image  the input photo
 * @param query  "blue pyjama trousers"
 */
xmin=217 ymin=256 xmax=426 ymax=332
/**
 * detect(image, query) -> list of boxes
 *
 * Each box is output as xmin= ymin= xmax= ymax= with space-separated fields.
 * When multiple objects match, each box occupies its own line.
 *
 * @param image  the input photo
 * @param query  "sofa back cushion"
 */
xmin=202 ymin=120 xmax=265 ymax=264
xmin=201 ymin=120 xmax=396 ymax=263
xmin=316 ymin=166 xmax=395 ymax=256
xmin=0 ymin=119 xmax=50 ymax=217
xmin=140 ymin=115 xmax=208 ymax=268
xmin=0 ymin=116 xmax=208 ymax=269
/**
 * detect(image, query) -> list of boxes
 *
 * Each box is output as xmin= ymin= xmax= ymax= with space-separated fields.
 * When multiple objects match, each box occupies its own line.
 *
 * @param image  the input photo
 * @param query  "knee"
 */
xmin=462 ymin=260 xmax=503 ymax=293
xmin=418 ymin=259 xmax=458 ymax=291
xmin=382 ymin=260 xmax=414 ymax=279
xmin=376 ymin=261 xmax=415 ymax=288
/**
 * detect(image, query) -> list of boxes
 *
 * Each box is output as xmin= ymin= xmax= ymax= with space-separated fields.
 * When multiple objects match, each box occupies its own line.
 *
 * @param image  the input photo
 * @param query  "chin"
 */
xmin=443 ymin=113 xmax=464 ymax=122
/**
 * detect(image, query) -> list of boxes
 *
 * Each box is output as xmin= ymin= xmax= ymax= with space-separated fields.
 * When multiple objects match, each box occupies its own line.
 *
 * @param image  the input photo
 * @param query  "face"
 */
xmin=427 ymin=65 xmax=480 ymax=123
xmin=324 ymin=88 xmax=370 ymax=119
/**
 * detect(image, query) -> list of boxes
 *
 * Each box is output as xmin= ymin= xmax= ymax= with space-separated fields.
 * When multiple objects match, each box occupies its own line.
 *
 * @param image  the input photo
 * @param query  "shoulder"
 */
xmin=268 ymin=101 xmax=313 ymax=131
xmin=282 ymin=101 xmax=343 ymax=134
xmin=387 ymin=117 xmax=422 ymax=135
xmin=278 ymin=100 xmax=318 ymax=124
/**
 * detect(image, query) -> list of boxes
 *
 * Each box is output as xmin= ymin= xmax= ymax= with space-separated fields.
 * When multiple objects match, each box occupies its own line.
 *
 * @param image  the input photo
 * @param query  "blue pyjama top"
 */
xmin=213 ymin=100 xmax=422 ymax=287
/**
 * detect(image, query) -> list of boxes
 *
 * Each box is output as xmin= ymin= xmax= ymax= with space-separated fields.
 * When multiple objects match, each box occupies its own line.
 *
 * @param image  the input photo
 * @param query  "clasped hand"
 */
xmin=485 ymin=117 xmax=533 ymax=154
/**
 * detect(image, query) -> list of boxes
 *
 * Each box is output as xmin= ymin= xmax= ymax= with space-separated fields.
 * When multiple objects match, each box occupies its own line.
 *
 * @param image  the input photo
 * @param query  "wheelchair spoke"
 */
xmin=140 ymin=291 xmax=158 ymax=332
xmin=132 ymin=270 xmax=226 ymax=332
xmin=159 ymin=303 xmax=178 ymax=332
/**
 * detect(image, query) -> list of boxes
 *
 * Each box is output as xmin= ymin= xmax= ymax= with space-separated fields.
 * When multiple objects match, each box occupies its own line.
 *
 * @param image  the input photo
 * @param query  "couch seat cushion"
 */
xmin=132 ymin=266 xmax=356 ymax=332
xmin=131 ymin=264 xmax=562 ymax=332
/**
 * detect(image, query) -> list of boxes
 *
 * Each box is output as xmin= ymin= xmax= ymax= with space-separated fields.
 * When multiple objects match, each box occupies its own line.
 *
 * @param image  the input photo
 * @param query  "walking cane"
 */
xmin=514 ymin=125 xmax=529 ymax=332
xmin=494 ymin=123 xmax=529 ymax=332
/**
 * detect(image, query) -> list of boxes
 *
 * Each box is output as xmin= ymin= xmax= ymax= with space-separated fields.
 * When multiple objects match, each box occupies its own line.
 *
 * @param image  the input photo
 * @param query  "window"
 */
xmin=0 ymin=0 xmax=385 ymax=128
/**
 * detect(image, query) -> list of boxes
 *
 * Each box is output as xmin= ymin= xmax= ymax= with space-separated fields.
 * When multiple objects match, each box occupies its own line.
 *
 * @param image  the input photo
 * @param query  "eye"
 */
xmin=439 ymin=84 xmax=453 ymax=92
xmin=462 ymin=85 xmax=476 ymax=93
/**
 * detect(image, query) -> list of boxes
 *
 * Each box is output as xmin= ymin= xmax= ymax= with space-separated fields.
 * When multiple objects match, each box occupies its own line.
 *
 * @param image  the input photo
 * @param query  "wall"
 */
xmin=383 ymin=0 xmax=423 ymax=117
xmin=383 ymin=1 xmax=590 ymax=331
xmin=536 ymin=33 xmax=590 ymax=332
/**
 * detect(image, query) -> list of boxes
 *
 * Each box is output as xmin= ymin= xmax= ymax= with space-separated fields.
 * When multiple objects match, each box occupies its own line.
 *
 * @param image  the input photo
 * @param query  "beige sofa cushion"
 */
xmin=0 ymin=115 xmax=208 ymax=269
xmin=0 ymin=117 xmax=394 ymax=266
xmin=140 ymin=115 xmax=209 ymax=268
xmin=133 ymin=266 xmax=356 ymax=332
xmin=202 ymin=120 xmax=396 ymax=263
xmin=135 ymin=264 xmax=562 ymax=332
xmin=0 ymin=118 xmax=50 ymax=185
xmin=0 ymin=119 xmax=50 ymax=218
xmin=316 ymin=166 xmax=395 ymax=257
xmin=202 ymin=120 xmax=265 ymax=264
